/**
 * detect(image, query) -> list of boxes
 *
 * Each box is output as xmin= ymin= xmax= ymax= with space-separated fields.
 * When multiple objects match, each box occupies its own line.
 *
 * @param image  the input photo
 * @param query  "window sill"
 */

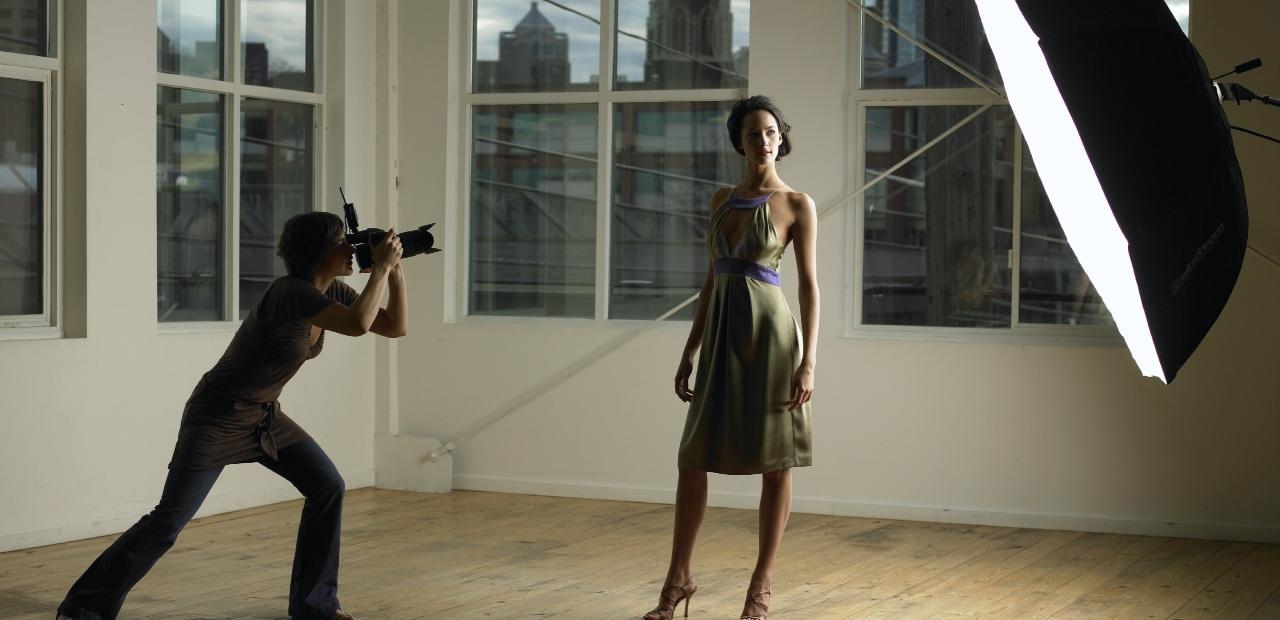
xmin=451 ymin=314 xmax=692 ymax=332
xmin=0 ymin=326 xmax=63 ymax=341
xmin=158 ymin=321 xmax=242 ymax=335
xmin=842 ymin=324 xmax=1123 ymax=347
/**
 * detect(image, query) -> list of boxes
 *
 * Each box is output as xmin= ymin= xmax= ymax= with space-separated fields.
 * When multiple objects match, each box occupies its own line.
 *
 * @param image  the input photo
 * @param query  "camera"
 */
xmin=340 ymin=187 xmax=441 ymax=270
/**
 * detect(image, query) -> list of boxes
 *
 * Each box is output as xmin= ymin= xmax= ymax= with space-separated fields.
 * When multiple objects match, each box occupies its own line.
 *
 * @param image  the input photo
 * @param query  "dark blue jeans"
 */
xmin=57 ymin=437 xmax=344 ymax=620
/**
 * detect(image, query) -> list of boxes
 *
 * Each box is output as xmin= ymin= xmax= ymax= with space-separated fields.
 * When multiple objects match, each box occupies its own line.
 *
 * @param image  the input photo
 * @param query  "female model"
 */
xmin=645 ymin=95 xmax=819 ymax=620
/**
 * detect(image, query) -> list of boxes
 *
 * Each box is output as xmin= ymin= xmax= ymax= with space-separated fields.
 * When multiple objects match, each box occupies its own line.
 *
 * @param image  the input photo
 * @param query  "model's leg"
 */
xmin=259 ymin=437 xmax=345 ymax=620
xmin=57 ymin=467 xmax=223 ymax=620
xmin=645 ymin=468 xmax=707 ymax=619
xmin=742 ymin=468 xmax=791 ymax=619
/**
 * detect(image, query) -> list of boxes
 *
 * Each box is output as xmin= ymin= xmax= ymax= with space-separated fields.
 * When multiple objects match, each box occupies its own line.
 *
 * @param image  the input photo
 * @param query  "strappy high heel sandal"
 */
xmin=643 ymin=581 xmax=698 ymax=619
xmin=739 ymin=587 xmax=771 ymax=620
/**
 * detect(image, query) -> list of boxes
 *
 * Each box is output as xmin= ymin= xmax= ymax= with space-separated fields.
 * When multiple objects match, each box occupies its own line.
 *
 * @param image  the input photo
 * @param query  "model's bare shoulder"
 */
xmin=709 ymin=187 xmax=733 ymax=213
xmin=782 ymin=190 xmax=816 ymax=216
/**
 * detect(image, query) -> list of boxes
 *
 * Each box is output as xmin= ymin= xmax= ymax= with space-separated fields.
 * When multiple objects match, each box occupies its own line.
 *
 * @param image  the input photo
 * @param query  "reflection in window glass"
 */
xmin=860 ymin=0 xmax=1000 ymax=90
xmin=240 ymin=98 xmax=312 ymax=317
xmin=862 ymin=106 xmax=1015 ymax=327
xmin=0 ymin=0 xmax=46 ymax=56
xmin=471 ymin=105 xmax=597 ymax=317
xmin=158 ymin=87 xmax=224 ymax=322
xmin=1019 ymin=142 xmax=1113 ymax=326
xmin=615 ymin=0 xmax=748 ymax=90
xmin=242 ymin=0 xmax=313 ymax=91
xmin=158 ymin=0 xmax=223 ymax=79
xmin=611 ymin=101 xmax=736 ymax=319
xmin=473 ymin=0 xmax=598 ymax=93
xmin=0 ymin=77 xmax=42 ymax=316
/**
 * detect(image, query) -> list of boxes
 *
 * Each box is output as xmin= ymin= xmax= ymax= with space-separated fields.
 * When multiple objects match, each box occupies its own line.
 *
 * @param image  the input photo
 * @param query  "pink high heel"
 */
xmin=740 ymin=587 xmax=771 ymax=620
xmin=643 ymin=581 xmax=698 ymax=619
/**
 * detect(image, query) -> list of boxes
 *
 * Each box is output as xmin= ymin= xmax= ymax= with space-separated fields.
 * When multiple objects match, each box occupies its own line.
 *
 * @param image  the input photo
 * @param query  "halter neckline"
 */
xmin=726 ymin=187 xmax=782 ymax=209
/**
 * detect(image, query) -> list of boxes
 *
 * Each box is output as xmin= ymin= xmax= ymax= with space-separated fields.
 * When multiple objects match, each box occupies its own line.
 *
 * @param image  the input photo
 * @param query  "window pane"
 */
xmin=0 ymin=77 xmax=42 ymax=316
xmin=472 ymin=0 xmax=599 ymax=93
xmin=240 ymin=97 xmax=312 ymax=317
xmin=158 ymin=87 xmax=224 ymax=322
xmin=1019 ymin=140 xmax=1113 ymax=326
xmin=0 ymin=0 xmax=47 ymax=56
xmin=615 ymin=0 xmax=748 ymax=90
xmin=471 ymin=104 xmax=597 ymax=318
xmin=860 ymin=0 xmax=1000 ymax=89
xmin=611 ymin=101 xmax=735 ymax=320
xmin=241 ymin=0 xmax=313 ymax=92
xmin=158 ymin=0 xmax=223 ymax=80
xmin=862 ymin=106 xmax=1015 ymax=327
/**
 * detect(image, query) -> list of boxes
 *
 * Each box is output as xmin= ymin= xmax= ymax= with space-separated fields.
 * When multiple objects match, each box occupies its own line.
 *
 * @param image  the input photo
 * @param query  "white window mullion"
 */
xmin=42 ymin=74 xmax=54 ymax=327
xmin=850 ymin=101 xmax=867 ymax=330
xmin=224 ymin=0 xmax=242 ymax=321
xmin=458 ymin=0 xmax=476 ymax=320
xmin=227 ymin=93 xmax=241 ymax=321
xmin=313 ymin=0 xmax=325 ymax=96
xmin=229 ymin=0 xmax=241 ymax=86
xmin=595 ymin=98 xmax=612 ymax=321
xmin=237 ymin=83 xmax=324 ymax=105
xmin=156 ymin=72 xmax=234 ymax=94
xmin=595 ymin=0 xmax=615 ymax=321
xmin=1010 ymin=124 xmax=1023 ymax=329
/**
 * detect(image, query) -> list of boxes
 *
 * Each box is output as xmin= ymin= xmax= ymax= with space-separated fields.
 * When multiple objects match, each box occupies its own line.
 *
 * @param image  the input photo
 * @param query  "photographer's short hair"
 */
xmin=727 ymin=95 xmax=793 ymax=160
xmin=277 ymin=211 xmax=345 ymax=279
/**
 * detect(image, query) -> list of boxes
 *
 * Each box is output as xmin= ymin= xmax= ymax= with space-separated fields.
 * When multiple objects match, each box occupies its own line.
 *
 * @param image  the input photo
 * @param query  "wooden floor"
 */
xmin=3 ymin=489 xmax=1279 ymax=619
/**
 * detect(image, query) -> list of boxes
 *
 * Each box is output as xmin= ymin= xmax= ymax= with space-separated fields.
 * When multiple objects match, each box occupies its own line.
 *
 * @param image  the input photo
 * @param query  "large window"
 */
xmin=0 ymin=0 xmax=57 ymax=329
xmin=853 ymin=0 xmax=1113 ymax=334
xmin=466 ymin=0 xmax=748 ymax=320
xmin=157 ymin=0 xmax=320 ymax=323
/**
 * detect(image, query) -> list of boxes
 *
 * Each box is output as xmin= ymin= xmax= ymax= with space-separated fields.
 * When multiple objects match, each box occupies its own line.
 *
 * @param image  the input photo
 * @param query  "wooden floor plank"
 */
xmin=2 ymin=489 xmax=1277 ymax=620
xmin=1171 ymin=543 xmax=1280 ymax=619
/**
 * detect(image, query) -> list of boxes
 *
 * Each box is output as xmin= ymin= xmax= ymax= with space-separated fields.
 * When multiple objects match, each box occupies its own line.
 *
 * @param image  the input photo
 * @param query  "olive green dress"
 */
xmin=678 ymin=190 xmax=813 ymax=475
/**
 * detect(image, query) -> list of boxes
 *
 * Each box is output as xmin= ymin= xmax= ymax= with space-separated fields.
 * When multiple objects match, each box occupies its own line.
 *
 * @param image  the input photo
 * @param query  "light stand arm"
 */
xmin=1231 ymin=125 xmax=1280 ymax=145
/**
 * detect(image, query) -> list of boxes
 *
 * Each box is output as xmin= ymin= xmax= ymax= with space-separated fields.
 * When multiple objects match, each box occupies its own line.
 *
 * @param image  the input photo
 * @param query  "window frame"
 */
xmin=844 ymin=6 xmax=1120 ymax=346
xmin=0 ymin=0 xmax=63 ymax=336
xmin=156 ymin=0 xmax=326 ymax=332
xmin=456 ymin=0 xmax=747 ymax=325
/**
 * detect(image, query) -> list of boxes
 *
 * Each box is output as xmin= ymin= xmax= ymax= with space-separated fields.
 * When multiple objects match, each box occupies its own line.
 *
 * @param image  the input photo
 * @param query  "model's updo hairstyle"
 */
xmin=727 ymin=95 xmax=793 ymax=160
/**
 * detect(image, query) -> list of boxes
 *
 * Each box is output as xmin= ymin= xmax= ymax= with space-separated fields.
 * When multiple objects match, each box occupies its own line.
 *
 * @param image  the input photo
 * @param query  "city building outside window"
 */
xmin=156 ymin=0 xmax=321 ymax=323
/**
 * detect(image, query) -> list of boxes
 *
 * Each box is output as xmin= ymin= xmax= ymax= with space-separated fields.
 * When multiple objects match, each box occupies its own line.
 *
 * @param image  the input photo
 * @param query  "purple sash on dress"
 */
xmin=714 ymin=257 xmax=781 ymax=286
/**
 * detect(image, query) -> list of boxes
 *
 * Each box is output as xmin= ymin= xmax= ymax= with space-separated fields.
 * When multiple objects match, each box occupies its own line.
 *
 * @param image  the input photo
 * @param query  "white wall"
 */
xmin=394 ymin=0 xmax=1280 ymax=542
xmin=0 ymin=0 xmax=382 ymax=552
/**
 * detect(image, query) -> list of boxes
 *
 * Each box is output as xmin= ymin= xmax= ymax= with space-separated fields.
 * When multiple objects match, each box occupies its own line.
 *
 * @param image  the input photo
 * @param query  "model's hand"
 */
xmin=372 ymin=228 xmax=403 ymax=270
xmin=788 ymin=365 xmax=814 ymax=410
xmin=674 ymin=356 xmax=694 ymax=402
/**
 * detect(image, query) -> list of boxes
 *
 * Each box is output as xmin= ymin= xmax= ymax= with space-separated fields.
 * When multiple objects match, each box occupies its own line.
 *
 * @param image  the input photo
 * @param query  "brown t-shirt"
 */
xmin=168 ymin=276 xmax=359 ymax=470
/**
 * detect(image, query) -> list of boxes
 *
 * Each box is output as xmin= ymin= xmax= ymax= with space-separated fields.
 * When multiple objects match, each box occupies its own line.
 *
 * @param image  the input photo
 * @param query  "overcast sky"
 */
xmin=475 ymin=0 xmax=751 ymax=84
xmin=159 ymin=0 xmax=310 ymax=71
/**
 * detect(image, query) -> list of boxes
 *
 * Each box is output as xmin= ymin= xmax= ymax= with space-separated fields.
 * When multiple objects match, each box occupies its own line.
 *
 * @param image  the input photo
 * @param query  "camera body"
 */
xmin=341 ymin=190 xmax=441 ymax=270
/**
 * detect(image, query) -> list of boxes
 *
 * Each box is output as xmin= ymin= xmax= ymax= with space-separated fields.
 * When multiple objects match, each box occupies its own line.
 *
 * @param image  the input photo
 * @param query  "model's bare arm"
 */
xmin=675 ymin=188 xmax=731 ymax=401
xmin=789 ymin=192 xmax=819 ymax=410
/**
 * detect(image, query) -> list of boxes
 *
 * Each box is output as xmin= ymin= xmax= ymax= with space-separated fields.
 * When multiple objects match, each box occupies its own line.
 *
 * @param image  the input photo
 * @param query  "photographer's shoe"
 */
xmin=330 ymin=610 xmax=355 ymax=620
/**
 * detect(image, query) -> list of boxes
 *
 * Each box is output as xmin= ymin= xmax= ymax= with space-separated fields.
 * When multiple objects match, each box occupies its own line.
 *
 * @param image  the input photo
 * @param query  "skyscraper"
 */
xmin=474 ymin=2 xmax=572 ymax=92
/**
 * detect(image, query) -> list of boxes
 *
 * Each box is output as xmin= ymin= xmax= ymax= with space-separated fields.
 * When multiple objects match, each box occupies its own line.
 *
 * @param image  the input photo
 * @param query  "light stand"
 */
xmin=1213 ymin=58 xmax=1280 ymax=145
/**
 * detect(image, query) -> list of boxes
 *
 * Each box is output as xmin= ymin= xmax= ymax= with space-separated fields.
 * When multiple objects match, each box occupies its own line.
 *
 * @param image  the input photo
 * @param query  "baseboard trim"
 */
xmin=453 ymin=474 xmax=1280 ymax=544
xmin=0 ymin=468 xmax=375 ymax=552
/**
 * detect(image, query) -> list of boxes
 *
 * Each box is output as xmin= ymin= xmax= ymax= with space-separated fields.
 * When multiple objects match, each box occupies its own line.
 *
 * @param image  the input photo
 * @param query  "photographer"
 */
xmin=57 ymin=211 xmax=407 ymax=620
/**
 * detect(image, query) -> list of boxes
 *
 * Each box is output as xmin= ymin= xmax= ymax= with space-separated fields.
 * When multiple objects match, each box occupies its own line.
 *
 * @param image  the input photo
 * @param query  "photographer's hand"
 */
xmin=372 ymin=228 xmax=403 ymax=270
